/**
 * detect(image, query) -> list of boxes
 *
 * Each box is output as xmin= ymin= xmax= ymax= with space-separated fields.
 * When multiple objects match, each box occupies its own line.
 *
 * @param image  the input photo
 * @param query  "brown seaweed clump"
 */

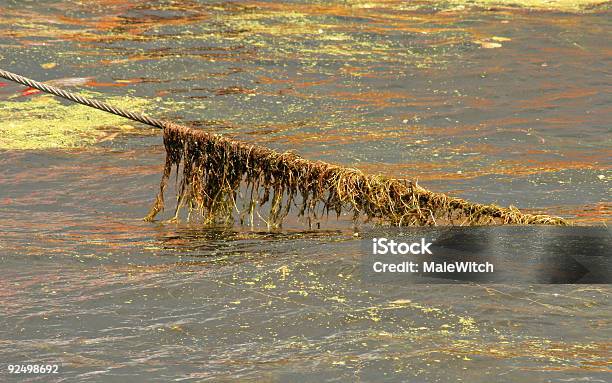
xmin=144 ymin=123 xmax=568 ymax=228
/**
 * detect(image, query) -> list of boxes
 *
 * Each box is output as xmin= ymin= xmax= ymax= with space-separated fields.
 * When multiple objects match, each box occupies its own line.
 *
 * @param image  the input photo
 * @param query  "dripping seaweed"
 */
xmin=145 ymin=123 xmax=568 ymax=228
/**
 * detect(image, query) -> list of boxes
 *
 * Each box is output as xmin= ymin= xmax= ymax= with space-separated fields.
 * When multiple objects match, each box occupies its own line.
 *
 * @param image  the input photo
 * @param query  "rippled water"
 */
xmin=0 ymin=1 xmax=610 ymax=382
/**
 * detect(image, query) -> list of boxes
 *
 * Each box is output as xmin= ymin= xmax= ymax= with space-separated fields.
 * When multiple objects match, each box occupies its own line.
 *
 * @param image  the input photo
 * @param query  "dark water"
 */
xmin=0 ymin=1 xmax=610 ymax=382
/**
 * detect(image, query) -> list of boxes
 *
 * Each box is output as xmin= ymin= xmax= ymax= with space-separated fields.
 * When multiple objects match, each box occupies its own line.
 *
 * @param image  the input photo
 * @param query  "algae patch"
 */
xmin=0 ymin=94 xmax=154 ymax=150
xmin=442 ymin=0 xmax=609 ymax=12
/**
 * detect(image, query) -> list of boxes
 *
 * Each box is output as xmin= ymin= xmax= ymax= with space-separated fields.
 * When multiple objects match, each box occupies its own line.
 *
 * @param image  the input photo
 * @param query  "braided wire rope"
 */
xmin=0 ymin=68 xmax=168 ymax=129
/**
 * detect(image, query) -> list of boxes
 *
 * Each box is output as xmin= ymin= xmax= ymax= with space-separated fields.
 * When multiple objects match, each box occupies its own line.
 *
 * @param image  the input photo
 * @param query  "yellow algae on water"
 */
xmin=276 ymin=265 xmax=291 ymax=280
xmin=443 ymin=0 xmax=608 ymax=12
xmin=389 ymin=299 xmax=412 ymax=306
xmin=458 ymin=316 xmax=479 ymax=334
xmin=0 ymin=94 xmax=152 ymax=150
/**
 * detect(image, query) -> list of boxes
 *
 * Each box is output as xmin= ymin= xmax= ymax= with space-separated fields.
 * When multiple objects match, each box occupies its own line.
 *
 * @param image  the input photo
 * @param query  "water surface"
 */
xmin=0 ymin=1 xmax=610 ymax=381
